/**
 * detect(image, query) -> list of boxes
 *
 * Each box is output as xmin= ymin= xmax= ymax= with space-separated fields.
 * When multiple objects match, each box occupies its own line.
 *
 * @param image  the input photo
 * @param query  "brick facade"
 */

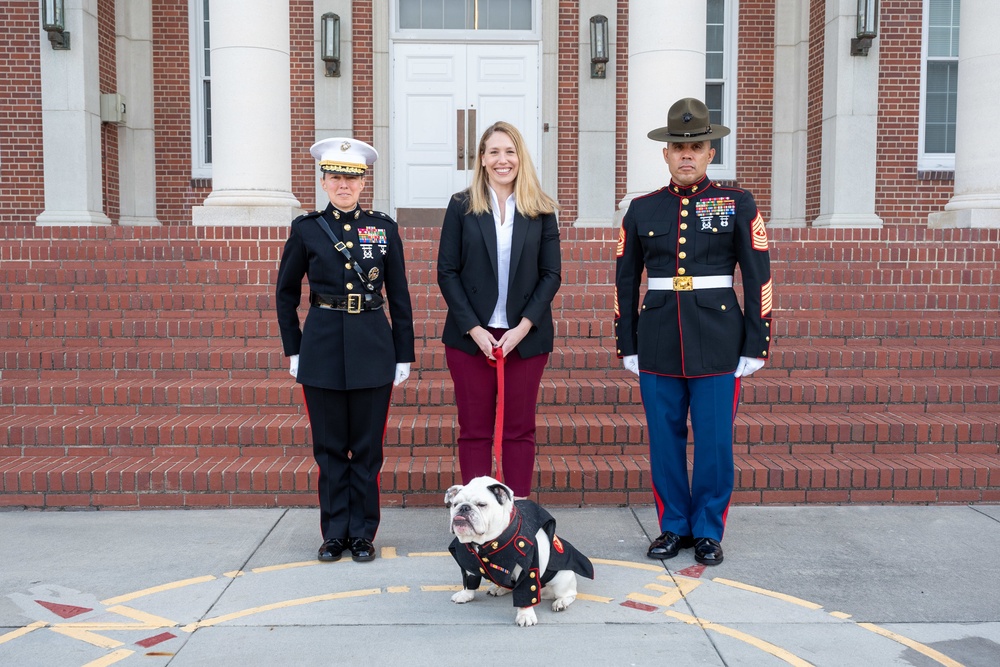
xmin=0 ymin=1 xmax=45 ymax=224
xmin=98 ymin=0 xmax=119 ymax=224
xmin=735 ymin=0 xmax=774 ymax=220
xmin=805 ymin=0 xmax=824 ymax=221
xmin=557 ymin=1 xmax=580 ymax=223
xmin=352 ymin=0 xmax=375 ymax=210
xmin=290 ymin=0 xmax=315 ymax=208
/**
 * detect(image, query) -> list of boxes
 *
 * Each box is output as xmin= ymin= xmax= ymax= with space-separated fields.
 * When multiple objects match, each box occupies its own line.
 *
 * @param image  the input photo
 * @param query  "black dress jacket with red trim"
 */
xmin=614 ymin=175 xmax=773 ymax=377
xmin=449 ymin=500 xmax=595 ymax=608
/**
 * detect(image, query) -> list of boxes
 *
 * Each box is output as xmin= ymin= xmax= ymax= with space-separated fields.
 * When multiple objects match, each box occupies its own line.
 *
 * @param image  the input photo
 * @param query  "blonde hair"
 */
xmin=466 ymin=122 xmax=559 ymax=219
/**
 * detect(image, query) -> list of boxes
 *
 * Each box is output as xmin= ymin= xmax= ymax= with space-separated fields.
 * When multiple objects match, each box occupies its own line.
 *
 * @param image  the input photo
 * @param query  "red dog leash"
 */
xmin=487 ymin=346 xmax=505 ymax=482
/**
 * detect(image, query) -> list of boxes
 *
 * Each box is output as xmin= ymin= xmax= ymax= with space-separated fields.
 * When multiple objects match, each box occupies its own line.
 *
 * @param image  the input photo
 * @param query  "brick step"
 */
xmin=2 ymin=340 xmax=995 ymax=375
xmin=2 ymin=377 xmax=996 ymax=415
xmin=3 ymin=411 xmax=998 ymax=455
xmin=2 ymin=451 xmax=997 ymax=509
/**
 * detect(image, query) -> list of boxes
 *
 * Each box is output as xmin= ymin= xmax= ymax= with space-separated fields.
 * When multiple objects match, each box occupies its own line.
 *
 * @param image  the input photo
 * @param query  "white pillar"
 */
xmin=36 ymin=0 xmax=112 ymax=226
xmin=193 ymin=0 xmax=302 ymax=226
xmin=928 ymin=0 xmax=1000 ymax=228
xmin=770 ymin=0 xmax=809 ymax=228
xmin=116 ymin=0 xmax=160 ymax=226
xmin=619 ymin=0 xmax=707 ymax=219
xmin=576 ymin=0 xmax=618 ymax=227
xmin=372 ymin=0 xmax=390 ymax=214
xmin=813 ymin=0 xmax=882 ymax=228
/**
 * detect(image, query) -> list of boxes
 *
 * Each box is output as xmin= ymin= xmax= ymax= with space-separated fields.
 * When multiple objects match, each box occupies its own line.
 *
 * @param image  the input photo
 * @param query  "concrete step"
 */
xmin=2 ymin=451 xmax=997 ymax=509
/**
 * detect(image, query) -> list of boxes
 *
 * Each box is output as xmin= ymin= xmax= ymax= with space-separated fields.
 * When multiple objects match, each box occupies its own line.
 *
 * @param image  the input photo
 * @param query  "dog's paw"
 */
xmin=551 ymin=595 xmax=576 ymax=612
xmin=515 ymin=607 xmax=538 ymax=627
xmin=487 ymin=584 xmax=511 ymax=597
xmin=451 ymin=589 xmax=476 ymax=604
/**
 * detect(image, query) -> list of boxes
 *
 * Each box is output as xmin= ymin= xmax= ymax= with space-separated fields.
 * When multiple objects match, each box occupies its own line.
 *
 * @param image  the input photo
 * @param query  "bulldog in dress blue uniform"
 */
xmin=276 ymin=137 xmax=415 ymax=563
xmin=615 ymin=99 xmax=773 ymax=566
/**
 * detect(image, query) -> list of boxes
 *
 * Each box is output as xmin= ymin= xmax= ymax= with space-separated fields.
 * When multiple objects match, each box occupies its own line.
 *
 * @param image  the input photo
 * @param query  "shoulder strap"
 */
xmin=314 ymin=213 xmax=376 ymax=293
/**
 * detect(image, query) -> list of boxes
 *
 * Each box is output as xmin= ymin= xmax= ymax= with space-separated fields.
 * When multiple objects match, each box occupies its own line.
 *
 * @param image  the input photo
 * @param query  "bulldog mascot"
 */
xmin=445 ymin=476 xmax=595 ymax=627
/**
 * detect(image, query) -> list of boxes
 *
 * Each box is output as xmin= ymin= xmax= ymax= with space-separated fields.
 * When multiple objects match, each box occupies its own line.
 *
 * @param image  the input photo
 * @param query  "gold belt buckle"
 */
xmin=673 ymin=276 xmax=693 ymax=291
xmin=347 ymin=294 xmax=362 ymax=314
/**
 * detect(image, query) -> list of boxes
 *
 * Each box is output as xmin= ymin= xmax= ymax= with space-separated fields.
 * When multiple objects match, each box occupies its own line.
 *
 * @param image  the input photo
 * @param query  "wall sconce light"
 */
xmin=589 ymin=15 xmax=609 ymax=79
xmin=42 ymin=0 xmax=71 ymax=50
xmin=320 ymin=12 xmax=341 ymax=77
xmin=851 ymin=0 xmax=879 ymax=56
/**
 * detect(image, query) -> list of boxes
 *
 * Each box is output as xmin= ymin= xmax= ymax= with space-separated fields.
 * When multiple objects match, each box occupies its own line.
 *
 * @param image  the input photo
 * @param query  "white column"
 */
xmin=576 ymin=0 xmax=618 ymax=227
xmin=928 ymin=0 xmax=1000 ymax=228
xmin=193 ymin=0 xmax=302 ymax=226
xmin=770 ymin=0 xmax=809 ymax=228
xmin=116 ymin=0 xmax=160 ymax=226
xmin=36 ymin=0 xmax=112 ymax=226
xmin=813 ymin=0 xmax=882 ymax=228
xmin=619 ymin=0 xmax=707 ymax=220
xmin=372 ymin=0 xmax=390 ymax=214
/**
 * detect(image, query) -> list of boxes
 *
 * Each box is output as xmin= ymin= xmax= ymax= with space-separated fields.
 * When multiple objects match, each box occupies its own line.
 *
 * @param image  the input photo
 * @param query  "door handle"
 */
xmin=467 ymin=108 xmax=477 ymax=163
xmin=457 ymin=109 xmax=466 ymax=170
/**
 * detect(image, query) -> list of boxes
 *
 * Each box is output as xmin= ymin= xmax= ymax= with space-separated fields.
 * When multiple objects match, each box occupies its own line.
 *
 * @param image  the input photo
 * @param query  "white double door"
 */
xmin=391 ymin=42 xmax=540 ymax=221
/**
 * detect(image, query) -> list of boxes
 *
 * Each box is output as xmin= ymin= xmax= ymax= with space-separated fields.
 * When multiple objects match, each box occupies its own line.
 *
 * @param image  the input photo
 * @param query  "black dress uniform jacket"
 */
xmin=437 ymin=192 xmax=561 ymax=358
xmin=276 ymin=203 xmax=415 ymax=389
xmin=449 ymin=500 xmax=595 ymax=608
xmin=615 ymin=175 xmax=773 ymax=377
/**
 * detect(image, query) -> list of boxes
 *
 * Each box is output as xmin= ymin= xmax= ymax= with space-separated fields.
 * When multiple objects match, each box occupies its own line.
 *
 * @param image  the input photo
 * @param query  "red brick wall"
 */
xmin=874 ymin=1 xmax=952 ymax=225
xmin=352 ymin=1 xmax=375 ymax=210
xmin=804 ymin=0 xmax=824 ymax=221
xmin=0 ymin=1 xmax=44 ymax=225
xmin=556 ymin=1 xmax=579 ymax=224
xmin=290 ymin=1 xmax=315 ymax=208
xmin=735 ymin=0 xmax=774 ymax=221
xmin=153 ymin=0 xmax=210 ymax=225
xmin=98 ymin=0 xmax=119 ymax=223
xmin=614 ymin=1 xmax=629 ymax=208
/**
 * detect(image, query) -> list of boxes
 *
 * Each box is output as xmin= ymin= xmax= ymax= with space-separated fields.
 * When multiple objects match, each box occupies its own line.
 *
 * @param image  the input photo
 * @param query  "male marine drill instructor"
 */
xmin=614 ymin=98 xmax=773 ymax=566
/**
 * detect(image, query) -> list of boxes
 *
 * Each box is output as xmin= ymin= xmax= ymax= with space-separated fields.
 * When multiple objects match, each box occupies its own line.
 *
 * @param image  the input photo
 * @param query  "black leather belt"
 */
xmin=310 ymin=292 xmax=384 ymax=313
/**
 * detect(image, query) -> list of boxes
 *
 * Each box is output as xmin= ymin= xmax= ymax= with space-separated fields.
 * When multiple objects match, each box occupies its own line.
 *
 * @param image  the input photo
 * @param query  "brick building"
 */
xmin=1 ymin=0 xmax=998 ymax=508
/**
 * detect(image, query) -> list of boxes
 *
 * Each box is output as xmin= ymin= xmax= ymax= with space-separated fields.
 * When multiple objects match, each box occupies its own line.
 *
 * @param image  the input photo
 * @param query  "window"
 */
xmin=920 ymin=0 xmax=960 ymax=171
xmin=398 ymin=0 xmax=533 ymax=31
xmin=189 ymin=0 xmax=212 ymax=178
xmin=705 ymin=0 xmax=736 ymax=179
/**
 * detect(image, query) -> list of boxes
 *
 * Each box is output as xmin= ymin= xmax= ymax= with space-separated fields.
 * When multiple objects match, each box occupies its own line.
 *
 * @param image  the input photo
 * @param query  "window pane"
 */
xmin=424 ymin=0 xmax=444 ymax=28
xmin=485 ymin=0 xmax=508 ymax=30
xmin=510 ymin=0 xmax=531 ymax=29
xmin=705 ymin=84 xmax=723 ymax=165
xmin=928 ymin=0 xmax=960 ymax=57
xmin=706 ymin=53 xmax=723 ymax=80
xmin=399 ymin=0 xmax=421 ymax=28
xmin=204 ymin=81 xmax=212 ymax=163
xmin=706 ymin=0 xmax=724 ymax=24
xmin=706 ymin=25 xmax=724 ymax=53
xmin=442 ymin=0 xmax=470 ymax=28
xmin=924 ymin=62 xmax=957 ymax=153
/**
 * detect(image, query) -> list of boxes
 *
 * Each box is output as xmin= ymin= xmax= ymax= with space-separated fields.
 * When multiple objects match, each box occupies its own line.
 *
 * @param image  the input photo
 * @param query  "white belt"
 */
xmin=648 ymin=275 xmax=733 ymax=291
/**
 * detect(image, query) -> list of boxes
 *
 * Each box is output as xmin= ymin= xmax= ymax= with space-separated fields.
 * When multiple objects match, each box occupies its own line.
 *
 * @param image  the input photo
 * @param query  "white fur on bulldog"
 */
xmin=445 ymin=476 xmax=594 ymax=627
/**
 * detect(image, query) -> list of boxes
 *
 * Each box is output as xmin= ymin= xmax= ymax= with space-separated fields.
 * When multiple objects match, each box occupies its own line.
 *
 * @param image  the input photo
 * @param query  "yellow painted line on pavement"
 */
xmin=381 ymin=547 xmax=398 ymax=559
xmin=858 ymin=623 xmax=964 ymax=667
xmin=421 ymin=585 xmax=465 ymax=592
xmin=81 ymin=649 xmax=135 ymax=667
xmin=0 ymin=621 xmax=48 ymax=645
xmin=712 ymin=577 xmax=824 ymax=610
xmin=830 ymin=611 xmax=852 ymax=619
xmin=105 ymin=605 xmax=178 ymax=628
xmin=592 ymin=557 xmax=665 ymax=572
xmin=181 ymin=588 xmax=382 ymax=631
xmin=49 ymin=626 xmax=123 ymax=649
xmin=101 ymin=575 xmax=217 ymax=605
xmin=666 ymin=610 xmax=815 ymax=667
xmin=408 ymin=551 xmax=451 ymax=557
xmin=223 ymin=570 xmax=244 ymax=578
xmin=576 ymin=593 xmax=612 ymax=603
xmin=251 ymin=560 xmax=319 ymax=573
xmin=387 ymin=586 xmax=410 ymax=593
xmin=628 ymin=578 xmax=702 ymax=608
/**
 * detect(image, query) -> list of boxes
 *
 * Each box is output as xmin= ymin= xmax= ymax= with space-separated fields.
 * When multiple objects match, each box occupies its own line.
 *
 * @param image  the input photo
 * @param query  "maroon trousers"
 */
xmin=445 ymin=337 xmax=548 ymax=497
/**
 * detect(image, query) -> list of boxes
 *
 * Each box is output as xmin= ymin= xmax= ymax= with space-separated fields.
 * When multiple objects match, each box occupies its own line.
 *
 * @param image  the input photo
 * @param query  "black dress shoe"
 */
xmin=694 ymin=537 xmax=724 ymax=565
xmin=318 ymin=538 xmax=348 ymax=562
xmin=647 ymin=531 xmax=695 ymax=559
xmin=349 ymin=537 xmax=376 ymax=562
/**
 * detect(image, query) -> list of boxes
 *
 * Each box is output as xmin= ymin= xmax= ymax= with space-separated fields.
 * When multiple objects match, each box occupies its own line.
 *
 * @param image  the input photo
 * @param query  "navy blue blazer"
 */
xmin=437 ymin=191 xmax=561 ymax=359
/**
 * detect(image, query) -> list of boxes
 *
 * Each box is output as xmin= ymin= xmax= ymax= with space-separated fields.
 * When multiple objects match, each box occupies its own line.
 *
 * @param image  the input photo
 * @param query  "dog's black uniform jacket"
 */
xmin=449 ymin=500 xmax=595 ymax=608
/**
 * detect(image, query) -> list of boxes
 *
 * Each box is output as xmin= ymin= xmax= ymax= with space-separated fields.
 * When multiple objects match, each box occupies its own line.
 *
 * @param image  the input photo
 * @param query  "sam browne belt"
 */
xmin=647 ymin=275 xmax=733 ymax=291
xmin=310 ymin=292 xmax=384 ymax=313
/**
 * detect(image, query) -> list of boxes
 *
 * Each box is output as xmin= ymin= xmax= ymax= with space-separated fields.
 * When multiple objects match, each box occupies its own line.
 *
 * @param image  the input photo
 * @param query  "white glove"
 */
xmin=622 ymin=355 xmax=639 ymax=376
xmin=288 ymin=354 xmax=299 ymax=378
xmin=734 ymin=356 xmax=765 ymax=378
xmin=393 ymin=362 xmax=411 ymax=386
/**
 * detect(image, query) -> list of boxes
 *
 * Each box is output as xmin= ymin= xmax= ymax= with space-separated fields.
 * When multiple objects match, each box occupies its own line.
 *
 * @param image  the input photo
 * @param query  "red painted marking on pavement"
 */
xmin=136 ymin=632 xmax=176 ymax=648
xmin=621 ymin=600 xmax=658 ymax=612
xmin=34 ymin=600 xmax=93 ymax=618
xmin=675 ymin=564 xmax=706 ymax=578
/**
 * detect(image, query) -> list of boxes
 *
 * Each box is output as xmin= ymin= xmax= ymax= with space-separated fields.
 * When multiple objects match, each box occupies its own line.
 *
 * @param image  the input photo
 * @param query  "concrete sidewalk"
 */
xmin=1 ymin=504 xmax=999 ymax=666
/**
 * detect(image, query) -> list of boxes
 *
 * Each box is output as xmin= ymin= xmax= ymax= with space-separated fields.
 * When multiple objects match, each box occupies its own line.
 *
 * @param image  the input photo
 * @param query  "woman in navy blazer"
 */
xmin=437 ymin=121 xmax=561 ymax=498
